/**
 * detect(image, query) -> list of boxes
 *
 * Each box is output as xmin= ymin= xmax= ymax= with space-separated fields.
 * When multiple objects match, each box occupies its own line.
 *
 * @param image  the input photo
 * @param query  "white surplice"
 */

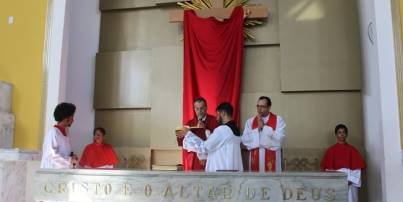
xmin=183 ymin=124 xmax=243 ymax=172
xmin=40 ymin=127 xmax=72 ymax=169
xmin=336 ymin=168 xmax=362 ymax=202
xmin=241 ymin=114 xmax=286 ymax=172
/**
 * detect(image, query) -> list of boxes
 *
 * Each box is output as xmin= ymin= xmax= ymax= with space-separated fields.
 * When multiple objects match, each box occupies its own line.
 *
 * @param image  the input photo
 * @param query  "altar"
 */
xmin=34 ymin=169 xmax=347 ymax=202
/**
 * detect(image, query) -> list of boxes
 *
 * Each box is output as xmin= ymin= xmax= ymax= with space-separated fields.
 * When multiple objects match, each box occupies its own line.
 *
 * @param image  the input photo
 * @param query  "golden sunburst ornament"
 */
xmin=178 ymin=0 xmax=263 ymax=40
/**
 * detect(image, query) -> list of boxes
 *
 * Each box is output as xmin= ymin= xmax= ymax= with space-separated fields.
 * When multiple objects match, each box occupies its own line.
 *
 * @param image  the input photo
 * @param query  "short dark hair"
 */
xmin=334 ymin=124 xmax=348 ymax=135
xmin=216 ymin=102 xmax=233 ymax=117
xmin=194 ymin=97 xmax=207 ymax=106
xmin=53 ymin=103 xmax=76 ymax=122
xmin=258 ymin=96 xmax=272 ymax=106
xmin=93 ymin=127 xmax=106 ymax=135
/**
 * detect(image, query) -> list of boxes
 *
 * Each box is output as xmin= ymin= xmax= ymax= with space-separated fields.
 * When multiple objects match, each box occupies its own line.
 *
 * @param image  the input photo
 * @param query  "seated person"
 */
xmin=320 ymin=124 xmax=365 ymax=202
xmin=79 ymin=127 xmax=119 ymax=168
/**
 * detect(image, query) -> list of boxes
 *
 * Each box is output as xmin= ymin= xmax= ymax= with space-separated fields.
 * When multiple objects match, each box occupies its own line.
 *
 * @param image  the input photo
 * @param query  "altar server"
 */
xmin=79 ymin=127 xmax=119 ymax=168
xmin=321 ymin=124 xmax=366 ymax=202
xmin=183 ymin=102 xmax=243 ymax=172
xmin=41 ymin=103 xmax=78 ymax=169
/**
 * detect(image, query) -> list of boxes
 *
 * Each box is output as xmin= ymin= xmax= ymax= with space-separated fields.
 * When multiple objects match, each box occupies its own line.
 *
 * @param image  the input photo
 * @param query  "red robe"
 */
xmin=79 ymin=143 xmax=119 ymax=168
xmin=250 ymin=112 xmax=278 ymax=172
xmin=177 ymin=114 xmax=218 ymax=171
xmin=320 ymin=143 xmax=366 ymax=170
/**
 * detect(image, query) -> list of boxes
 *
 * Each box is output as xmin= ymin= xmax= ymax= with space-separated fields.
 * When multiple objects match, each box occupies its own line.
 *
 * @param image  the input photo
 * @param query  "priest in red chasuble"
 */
xmin=241 ymin=96 xmax=286 ymax=172
xmin=176 ymin=97 xmax=218 ymax=171
xmin=79 ymin=127 xmax=119 ymax=169
xmin=321 ymin=124 xmax=365 ymax=202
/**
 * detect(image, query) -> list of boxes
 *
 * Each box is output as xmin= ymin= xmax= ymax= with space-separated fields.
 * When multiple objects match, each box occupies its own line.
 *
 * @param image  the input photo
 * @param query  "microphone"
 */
xmin=70 ymin=152 xmax=76 ymax=168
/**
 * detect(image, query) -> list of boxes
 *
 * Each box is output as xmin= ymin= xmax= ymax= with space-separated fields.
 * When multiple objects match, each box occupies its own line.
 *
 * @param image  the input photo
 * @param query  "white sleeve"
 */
xmin=184 ymin=127 xmax=230 ymax=156
xmin=336 ymin=168 xmax=361 ymax=187
xmin=42 ymin=131 xmax=70 ymax=168
xmin=349 ymin=169 xmax=361 ymax=187
xmin=203 ymin=127 xmax=231 ymax=153
xmin=97 ymin=165 xmax=114 ymax=169
xmin=241 ymin=119 xmax=260 ymax=150
xmin=260 ymin=116 xmax=286 ymax=149
xmin=183 ymin=131 xmax=205 ymax=153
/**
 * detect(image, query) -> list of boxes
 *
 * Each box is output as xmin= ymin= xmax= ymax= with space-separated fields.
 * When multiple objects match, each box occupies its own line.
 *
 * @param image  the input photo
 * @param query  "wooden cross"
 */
xmin=169 ymin=0 xmax=268 ymax=22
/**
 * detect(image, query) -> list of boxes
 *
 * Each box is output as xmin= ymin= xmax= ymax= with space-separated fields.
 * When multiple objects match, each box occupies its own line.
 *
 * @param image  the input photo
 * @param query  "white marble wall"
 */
xmin=0 ymin=160 xmax=40 ymax=202
xmin=0 ymin=81 xmax=12 ymax=113
xmin=0 ymin=149 xmax=41 ymax=202
xmin=0 ymin=113 xmax=15 ymax=148
xmin=0 ymin=161 xmax=27 ymax=202
xmin=0 ymin=81 xmax=14 ymax=148
xmin=0 ymin=149 xmax=41 ymax=161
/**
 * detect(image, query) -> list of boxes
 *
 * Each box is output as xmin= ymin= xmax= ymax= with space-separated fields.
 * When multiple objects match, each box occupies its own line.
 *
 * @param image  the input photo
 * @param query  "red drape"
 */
xmin=183 ymin=6 xmax=244 ymax=124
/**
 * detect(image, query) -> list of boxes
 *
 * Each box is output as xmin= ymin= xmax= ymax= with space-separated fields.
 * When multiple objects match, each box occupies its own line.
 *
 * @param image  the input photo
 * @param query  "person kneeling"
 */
xmin=79 ymin=127 xmax=119 ymax=168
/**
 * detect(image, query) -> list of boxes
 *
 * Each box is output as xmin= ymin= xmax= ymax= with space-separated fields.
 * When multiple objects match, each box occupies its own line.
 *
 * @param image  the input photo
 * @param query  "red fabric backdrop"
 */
xmin=183 ymin=6 xmax=244 ymax=124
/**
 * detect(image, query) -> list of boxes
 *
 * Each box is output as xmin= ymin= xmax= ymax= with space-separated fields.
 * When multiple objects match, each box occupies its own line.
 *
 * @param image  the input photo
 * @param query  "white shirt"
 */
xmin=40 ymin=127 xmax=72 ymax=169
xmin=183 ymin=124 xmax=244 ymax=172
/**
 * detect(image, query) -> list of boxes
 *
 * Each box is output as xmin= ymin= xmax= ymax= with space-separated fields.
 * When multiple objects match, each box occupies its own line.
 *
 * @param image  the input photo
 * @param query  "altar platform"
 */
xmin=34 ymin=169 xmax=347 ymax=202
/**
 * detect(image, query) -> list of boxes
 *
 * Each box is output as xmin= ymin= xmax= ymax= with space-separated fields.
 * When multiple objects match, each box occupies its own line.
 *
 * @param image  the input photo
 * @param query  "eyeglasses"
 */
xmin=256 ymin=105 xmax=268 ymax=108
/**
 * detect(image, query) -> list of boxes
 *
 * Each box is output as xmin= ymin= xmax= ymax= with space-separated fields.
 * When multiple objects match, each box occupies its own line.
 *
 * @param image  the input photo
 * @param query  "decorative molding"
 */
xmin=114 ymin=147 xmax=151 ymax=169
xmin=283 ymin=157 xmax=320 ymax=171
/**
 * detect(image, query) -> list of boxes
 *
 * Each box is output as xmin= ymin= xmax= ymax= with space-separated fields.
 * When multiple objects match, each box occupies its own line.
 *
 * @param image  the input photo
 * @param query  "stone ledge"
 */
xmin=0 ymin=148 xmax=41 ymax=161
xmin=35 ymin=170 xmax=347 ymax=202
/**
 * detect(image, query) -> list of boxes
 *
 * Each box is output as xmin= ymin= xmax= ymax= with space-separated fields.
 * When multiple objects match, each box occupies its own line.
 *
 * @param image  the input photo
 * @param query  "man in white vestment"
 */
xmin=40 ymin=103 xmax=78 ymax=169
xmin=241 ymin=96 xmax=286 ymax=172
xmin=183 ymin=102 xmax=243 ymax=172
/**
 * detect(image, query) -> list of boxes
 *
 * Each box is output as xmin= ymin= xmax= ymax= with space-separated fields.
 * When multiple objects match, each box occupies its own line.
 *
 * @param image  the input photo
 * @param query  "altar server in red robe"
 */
xmin=241 ymin=96 xmax=286 ymax=172
xmin=79 ymin=127 xmax=119 ymax=168
xmin=321 ymin=124 xmax=366 ymax=202
xmin=176 ymin=97 xmax=218 ymax=171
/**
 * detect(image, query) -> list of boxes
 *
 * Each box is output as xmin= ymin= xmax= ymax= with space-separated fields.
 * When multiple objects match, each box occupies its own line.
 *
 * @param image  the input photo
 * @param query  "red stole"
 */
xmin=250 ymin=112 xmax=277 ymax=172
xmin=79 ymin=143 xmax=119 ymax=168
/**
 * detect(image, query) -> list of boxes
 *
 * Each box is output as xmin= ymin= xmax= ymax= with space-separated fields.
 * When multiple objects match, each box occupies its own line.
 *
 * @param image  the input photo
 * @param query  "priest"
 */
xmin=321 ymin=124 xmax=366 ymax=202
xmin=182 ymin=102 xmax=243 ymax=172
xmin=176 ymin=97 xmax=218 ymax=171
xmin=241 ymin=96 xmax=286 ymax=172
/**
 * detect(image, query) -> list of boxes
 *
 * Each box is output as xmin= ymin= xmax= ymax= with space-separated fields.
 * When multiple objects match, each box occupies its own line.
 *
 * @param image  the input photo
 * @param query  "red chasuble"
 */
xmin=79 ymin=143 xmax=119 ymax=168
xmin=250 ymin=112 xmax=277 ymax=172
xmin=177 ymin=114 xmax=218 ymax=171
xmin=320 ymin=143 xmax=366 ymax=170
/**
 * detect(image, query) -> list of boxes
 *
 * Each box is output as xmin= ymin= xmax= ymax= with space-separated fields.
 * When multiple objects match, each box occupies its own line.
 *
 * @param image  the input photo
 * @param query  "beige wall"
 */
xmin=95 ymin=0 xmax=363 ymax=169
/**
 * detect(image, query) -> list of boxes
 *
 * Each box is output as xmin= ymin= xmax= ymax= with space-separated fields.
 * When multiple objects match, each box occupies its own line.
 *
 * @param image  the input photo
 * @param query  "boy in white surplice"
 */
xmin=183 ymin=102 xmax=243 ymax=172
xmin=40 ymin=103 xmax=78 ymax=169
